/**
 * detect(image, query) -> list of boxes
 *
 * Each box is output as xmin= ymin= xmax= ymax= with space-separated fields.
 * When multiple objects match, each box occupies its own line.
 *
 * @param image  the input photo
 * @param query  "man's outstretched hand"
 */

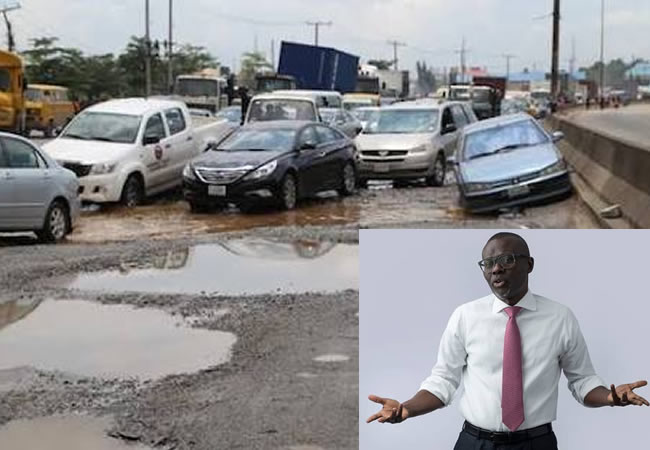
xmin=366 ymin=395 xmax=408 ymax=424
xmin=608 ymin=380 xmax=649 ymax=407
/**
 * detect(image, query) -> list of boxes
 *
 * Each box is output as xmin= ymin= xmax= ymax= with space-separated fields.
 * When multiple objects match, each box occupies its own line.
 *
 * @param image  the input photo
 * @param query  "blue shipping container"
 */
xmin=278 ymin=41 xmax=359 ymax=93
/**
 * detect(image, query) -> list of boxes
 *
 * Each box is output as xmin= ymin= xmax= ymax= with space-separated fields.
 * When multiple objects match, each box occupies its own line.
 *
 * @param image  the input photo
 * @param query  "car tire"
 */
xmin=392 ymin=179 xmax=410 ymax=188
xmin=337 ymin=162 xmax=356 ymax=196
xmin=120 ymin=174 xmax=144 ymax=207
xmin=277 ymin=173 xmax=297 ymax=210
xmin=426 ymin=152 xmax=446 ymax=187
xmin=37 ymin=200 xmax=69 ymax=243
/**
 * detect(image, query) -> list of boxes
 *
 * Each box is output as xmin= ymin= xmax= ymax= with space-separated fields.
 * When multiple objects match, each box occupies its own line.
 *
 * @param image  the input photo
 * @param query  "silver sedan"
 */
xmin=0 ymin=132 xmax=80 ymax=242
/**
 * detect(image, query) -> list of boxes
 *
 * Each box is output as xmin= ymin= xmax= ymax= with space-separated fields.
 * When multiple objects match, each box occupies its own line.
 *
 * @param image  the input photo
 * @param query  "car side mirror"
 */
xmin=551 ymin=131 xmax=565 ymax=142
xmin=143 ymin=134 xmax=161 ymax=145
xmin=355 ymin=126 xmax=363 ymax=135
xmin=442 ymin=123 xmax=457 ymax=135
xmin=299 ymin=141 xmax=317 ymax=151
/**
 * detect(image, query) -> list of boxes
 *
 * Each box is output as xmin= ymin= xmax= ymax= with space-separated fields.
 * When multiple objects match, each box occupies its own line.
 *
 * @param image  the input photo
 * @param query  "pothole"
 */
xmin=0 ymin=299 xmax=236 ymax=379
xmin=54 ymin=239 xmax=358 ymax=295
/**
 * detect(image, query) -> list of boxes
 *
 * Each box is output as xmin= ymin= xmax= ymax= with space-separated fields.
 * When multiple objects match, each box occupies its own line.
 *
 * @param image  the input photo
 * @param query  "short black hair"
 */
xmin=485 ymin=232 xmax=530 ymax=257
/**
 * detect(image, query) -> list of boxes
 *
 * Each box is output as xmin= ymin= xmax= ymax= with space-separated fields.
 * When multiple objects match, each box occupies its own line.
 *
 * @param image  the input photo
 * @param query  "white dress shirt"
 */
xmin=419 ymin=290 xmax=606 ymax=432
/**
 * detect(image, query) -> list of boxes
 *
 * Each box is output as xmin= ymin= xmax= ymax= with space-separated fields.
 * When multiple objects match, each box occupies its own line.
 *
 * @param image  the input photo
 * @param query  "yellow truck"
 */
xmin=25 ymin=84 xmax=77 ymax=137
xmin=0 ymin=50 xmax=26 ymax=134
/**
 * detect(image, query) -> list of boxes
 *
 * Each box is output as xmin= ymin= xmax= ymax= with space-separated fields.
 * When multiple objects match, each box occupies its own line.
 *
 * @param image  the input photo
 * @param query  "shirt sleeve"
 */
xmin=419 ymin=306 xmax=467 ymax=406
xmin=560 ymin=309 xmax=606 ymax=405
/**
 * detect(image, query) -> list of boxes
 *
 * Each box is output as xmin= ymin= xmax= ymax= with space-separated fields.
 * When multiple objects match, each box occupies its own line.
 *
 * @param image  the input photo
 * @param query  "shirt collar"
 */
xmin=491 ymin=290 xmax=537 ymax=314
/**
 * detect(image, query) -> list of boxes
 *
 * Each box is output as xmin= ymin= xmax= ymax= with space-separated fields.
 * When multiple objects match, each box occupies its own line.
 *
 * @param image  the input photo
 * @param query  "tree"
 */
xmin=580 ymin=58 xmax=642 ymax=89
xmin=238 ymin=51 xmax=272 ymax=89
xmin=367 ymin=59 xmax=393 ymax=70
xmin=416 ymin=61 xmax=436 ymax=95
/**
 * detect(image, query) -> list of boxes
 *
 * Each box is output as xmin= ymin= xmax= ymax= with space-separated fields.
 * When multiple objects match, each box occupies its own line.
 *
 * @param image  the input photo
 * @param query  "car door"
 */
xmin=0 ymin=145 xmax=11 ymax=227
xmin=439 ymin=106 xmax=459 ymax=158
xmin=142 ymin=113 xmax=169 ymax=191
xmin=163 ymin=107 xmax=194 ymax=181
xmin=0 ymin=136 xmax=52 ymax=228
xmin=314 ymin=125 xmax=349 ymax=190
xmin=294 ymin=126 xmax=325 ymax=195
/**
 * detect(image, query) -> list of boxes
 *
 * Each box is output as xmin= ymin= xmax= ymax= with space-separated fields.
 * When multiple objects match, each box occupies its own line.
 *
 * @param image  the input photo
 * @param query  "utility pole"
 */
xmin=1 ymin=2 xmax=20 ymax=52
xmin=455 ymin=37 xmax=469 ymax=83
xmin=306 ymin=20 xmax=332 ymax=47
xmin=270 ymin=39 xmax=275 ymax=70
xmin=387 ymin=40 xmax=406 ymax=70
xmin=550 ymin=0 xmax=560 ymax=109
xmin=503 ymin=54 xmax=516 ymax=84
xmin=167 ymin=0 xmax=173 ymax=94
xmin=144 ymin=0 xmax=151 ymax=98
xmin=599 ymin=0 xmax=606 ymax=108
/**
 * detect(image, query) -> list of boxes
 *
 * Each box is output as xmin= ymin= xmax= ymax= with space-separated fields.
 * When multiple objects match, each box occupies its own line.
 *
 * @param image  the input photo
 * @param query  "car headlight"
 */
xmin=539 ymin=159 xmax=567 ymax=177
xmin=409 ymin=144 xmax=428 ymax=154
xmin=182 ymin=164 xmax=197 ymax=180
xmin=89 ymin=162 xmax=116 ymax=175
xmin=244 ymin=160 xmax=277 ymax=181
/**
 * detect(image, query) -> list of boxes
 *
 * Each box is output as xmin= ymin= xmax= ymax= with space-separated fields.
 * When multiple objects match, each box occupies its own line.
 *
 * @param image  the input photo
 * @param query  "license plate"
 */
xmin=507 ymin=185 xmax=530 ymax=198
xmin=373 ymin=164 xmax=390 ymax=173
xmin=208 ymin=185 xmax=226 ymax=196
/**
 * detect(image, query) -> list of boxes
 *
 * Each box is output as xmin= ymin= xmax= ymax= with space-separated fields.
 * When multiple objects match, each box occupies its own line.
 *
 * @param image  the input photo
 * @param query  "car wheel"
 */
xmin=277 ymin=173 xmax=297 ymax=210
xmin=426 ymin=152 xmax=446 ymax=187
xmin=37 ymin=200 xmax=69 ymax=243
xmin=392 ymin=179 xmax=410 ymax=188
xmin=121 ymin=174 xmax=144 ymax=207
xmin=338 ymin=162 xmax=356 ymax=196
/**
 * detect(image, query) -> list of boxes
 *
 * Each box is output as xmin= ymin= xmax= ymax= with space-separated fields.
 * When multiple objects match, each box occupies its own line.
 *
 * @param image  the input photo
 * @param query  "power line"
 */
xmin=387 ymin=40 xmax=406 ymax=70
xmin=306 ymin=20 xmax=331 ymax=46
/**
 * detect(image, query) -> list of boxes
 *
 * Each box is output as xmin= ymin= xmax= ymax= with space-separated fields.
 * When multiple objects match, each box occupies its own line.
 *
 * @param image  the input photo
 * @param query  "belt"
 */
xmin=462 ymin=421 xmax=553 ymax=445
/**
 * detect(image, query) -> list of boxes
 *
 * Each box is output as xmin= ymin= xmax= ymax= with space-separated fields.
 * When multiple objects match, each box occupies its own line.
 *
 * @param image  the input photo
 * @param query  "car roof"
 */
xmin=273 ymin=90 xmax=341 ymax=97
xmin=242 ymin=120 xmax=316 ymax=131
xmin=250 ymin=93 xmax=316 ymax=103
xmin=27 ymin=84 xmax=69 ymax=91
xmin=85 ymin=98 xmax=184 ymax=116
xmin=463 ymin=113 xmax=533 ymax=134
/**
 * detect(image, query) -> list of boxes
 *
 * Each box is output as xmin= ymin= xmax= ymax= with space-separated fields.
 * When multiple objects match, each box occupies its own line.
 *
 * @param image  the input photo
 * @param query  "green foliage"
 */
xmin=580 ymin=58 xmax=642 ymax=88
xmin=238 ymin=51 xmax=273 ymax=89
xmin=20 ymin=36 xmax=219 ymax=101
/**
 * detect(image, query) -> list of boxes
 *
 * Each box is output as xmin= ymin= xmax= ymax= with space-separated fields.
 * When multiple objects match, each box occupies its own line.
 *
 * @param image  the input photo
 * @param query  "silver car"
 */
xmin=319 ymin=108 xmax=363 ymax=138
xmin=451 ymin=113 xmax=571 ymax=213
xmin=355 ymin=101 xmax=477 ymax=187
xmin=0 ymin=132 xmax=80 ymax=242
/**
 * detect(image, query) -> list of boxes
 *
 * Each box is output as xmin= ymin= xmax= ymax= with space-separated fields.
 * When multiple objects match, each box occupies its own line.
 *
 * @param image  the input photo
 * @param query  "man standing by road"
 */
xmin=367 ymin=232 xmax=648 ymax=449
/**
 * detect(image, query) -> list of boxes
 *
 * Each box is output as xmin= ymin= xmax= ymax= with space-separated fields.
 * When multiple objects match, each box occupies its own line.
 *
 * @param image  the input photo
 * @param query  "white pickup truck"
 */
xmin=42 ymin=98 xmax=234 ymax=206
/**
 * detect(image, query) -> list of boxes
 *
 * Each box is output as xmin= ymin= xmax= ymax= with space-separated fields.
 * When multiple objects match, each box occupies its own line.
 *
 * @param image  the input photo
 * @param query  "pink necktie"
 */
xmin=502 ymin=306 xmax=524 ymax=431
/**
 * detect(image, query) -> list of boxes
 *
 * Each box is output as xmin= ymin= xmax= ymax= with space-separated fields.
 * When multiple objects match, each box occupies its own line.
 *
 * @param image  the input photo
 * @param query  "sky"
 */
xmin=7 ymin=0 xmax=650 ymax=76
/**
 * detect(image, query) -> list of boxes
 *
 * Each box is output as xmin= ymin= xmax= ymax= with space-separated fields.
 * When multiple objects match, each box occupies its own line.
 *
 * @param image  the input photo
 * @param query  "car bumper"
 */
xmin=77 ymin=174 xmax=123 ymax=203
xmin=183 ymin=174 xmax=281 ymax=206
xmin=358 ymin=151 xmax=434 ymax=180
xmin=460 ymin=171 xmax=571 ymax=213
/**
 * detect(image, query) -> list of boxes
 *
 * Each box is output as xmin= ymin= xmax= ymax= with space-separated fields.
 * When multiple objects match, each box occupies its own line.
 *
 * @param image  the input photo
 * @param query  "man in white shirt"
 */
xmin=367 ymin=232 xmax=648 ymax=449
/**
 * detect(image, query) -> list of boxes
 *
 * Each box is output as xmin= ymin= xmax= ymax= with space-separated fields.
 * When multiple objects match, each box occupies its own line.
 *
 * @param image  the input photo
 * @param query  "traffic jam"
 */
xmin=0 ymin=41 xmax=582 ymax=243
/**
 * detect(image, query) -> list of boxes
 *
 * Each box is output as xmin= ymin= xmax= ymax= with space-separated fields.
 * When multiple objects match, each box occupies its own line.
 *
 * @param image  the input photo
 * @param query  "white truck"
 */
xmin=175 ymin=69 xmax=229 ymax=114
xmin=42 ymin=98 xmax=234 ymax=206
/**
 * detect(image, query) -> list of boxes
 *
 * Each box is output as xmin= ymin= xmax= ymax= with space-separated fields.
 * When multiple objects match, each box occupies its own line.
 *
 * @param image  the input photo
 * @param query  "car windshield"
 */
xmin=215 ymin=107 xmax=241 ymax=122
xmin=343 ymin=100 xmax=374 ymax=110
xmin=363 ymin=109 xmax=438 ymax=134
xmin=472 ymin=89 xmax=491 ymax=102
xmin=353 ymin=109 xmax=379 ymax=122
xmin=319 ymin=110 xmax=339 ymax=123
xmin=25 ymin=88 xmax=44 ymax=101
xmin=247 ymin=99 xmax=316 ymax=122
xmin=462 ymin=119 xmax=550 ymax=160
xmin=61 ymin=112 xmax=142 ymax=143
xmin=176 ymin=78 xmax=220 ymax=97
xmin=450 ymin=87 xmax=470 ymax=100
xmin=218 ymin=128 xmax=296 ymax=152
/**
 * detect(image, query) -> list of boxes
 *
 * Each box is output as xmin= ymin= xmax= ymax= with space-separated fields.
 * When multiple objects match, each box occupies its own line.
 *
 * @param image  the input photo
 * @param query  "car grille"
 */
xmin=195 ymin=167 xmax=248 ymax=184
xmin=61 ymin=162 xmax=92 ymax=177
xmin=361 ymin=150 xmax=409 ymax=157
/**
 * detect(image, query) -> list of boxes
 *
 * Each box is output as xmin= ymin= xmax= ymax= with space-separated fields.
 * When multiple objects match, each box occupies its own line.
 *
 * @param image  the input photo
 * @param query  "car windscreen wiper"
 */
xmin=62 ymin=133 xmax=90 ymax=140
xmin=89 ymin=136 xmax=121 ymax=142
xmin=468 ymin=143 xmax=533 ymax=160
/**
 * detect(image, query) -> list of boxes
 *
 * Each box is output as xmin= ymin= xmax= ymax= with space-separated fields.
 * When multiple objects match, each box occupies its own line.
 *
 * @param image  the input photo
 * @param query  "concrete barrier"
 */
xmin=547 ymin=114 xmax=650 ymax=228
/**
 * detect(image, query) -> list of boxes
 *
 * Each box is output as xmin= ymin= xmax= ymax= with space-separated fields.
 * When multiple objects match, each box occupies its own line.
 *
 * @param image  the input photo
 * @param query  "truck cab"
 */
xmin=254 ymin=73 xmax=297 ymax=94
xmin=175 ymin=70 xmax=228 ymax=113
xmin=0 ymin=50 xmax=26 ymax=134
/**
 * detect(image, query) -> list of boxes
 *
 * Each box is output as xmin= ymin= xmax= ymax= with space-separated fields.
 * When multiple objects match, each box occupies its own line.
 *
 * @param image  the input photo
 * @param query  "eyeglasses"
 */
xmin=478 ymin=253 xmax=528 ymax=272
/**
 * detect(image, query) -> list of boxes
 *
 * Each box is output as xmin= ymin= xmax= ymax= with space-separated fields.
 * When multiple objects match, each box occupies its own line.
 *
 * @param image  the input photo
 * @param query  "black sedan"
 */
xmin=182 ymin=121 xmax=358 ymax=211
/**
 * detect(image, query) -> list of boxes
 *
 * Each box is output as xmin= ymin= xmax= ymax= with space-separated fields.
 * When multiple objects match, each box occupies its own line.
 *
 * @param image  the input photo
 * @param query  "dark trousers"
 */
xmin=453 ymin=428 xmax=559 ymax=450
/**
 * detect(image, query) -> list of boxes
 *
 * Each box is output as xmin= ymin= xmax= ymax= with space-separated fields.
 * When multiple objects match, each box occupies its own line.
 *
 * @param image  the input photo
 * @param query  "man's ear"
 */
xmin=528 ymin=257 xmax=535 ymax=274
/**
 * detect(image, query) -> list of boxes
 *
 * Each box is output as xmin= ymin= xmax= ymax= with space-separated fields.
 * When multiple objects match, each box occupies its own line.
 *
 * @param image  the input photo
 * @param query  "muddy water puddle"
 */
xmin=61 ymin=239 xmax=359 ymax=295
xmin=0 ymin=299 xmax=236 ymax=379
xmin=0 ymin=415 xmax=152 ymax=450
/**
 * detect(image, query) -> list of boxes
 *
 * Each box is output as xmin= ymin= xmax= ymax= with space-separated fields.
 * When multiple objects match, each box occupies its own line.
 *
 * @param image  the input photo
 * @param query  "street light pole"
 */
xmin=145 ymin=0 xmax=151 ymax=98
xmin=550 ymin=0 xmax=560 ymax=111
xmin=599 ymin=0 xmax=605 ymax=108
xmin=167 ymin=0 xmax=173 ymax=94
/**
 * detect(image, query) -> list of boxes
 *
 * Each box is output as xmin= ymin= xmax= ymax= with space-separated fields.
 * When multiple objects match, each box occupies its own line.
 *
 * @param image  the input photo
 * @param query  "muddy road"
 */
xmin=0 ymin=177 xmax=599 ymax=449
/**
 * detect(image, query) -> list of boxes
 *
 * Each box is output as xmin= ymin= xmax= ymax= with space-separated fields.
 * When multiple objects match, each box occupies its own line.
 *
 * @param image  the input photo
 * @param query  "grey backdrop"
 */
xmin=360 ymin=230 xmax=650 ymax=449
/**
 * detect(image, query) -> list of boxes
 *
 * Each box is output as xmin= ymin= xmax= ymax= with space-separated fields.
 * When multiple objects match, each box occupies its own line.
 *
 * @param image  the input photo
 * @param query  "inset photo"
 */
xmin=360 ymin=230 xmax=649 ymax=449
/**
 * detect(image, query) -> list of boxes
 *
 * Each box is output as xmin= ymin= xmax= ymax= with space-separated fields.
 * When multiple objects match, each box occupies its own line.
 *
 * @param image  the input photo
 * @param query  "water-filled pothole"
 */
xmin=0 ymin=415 xmax=152 ymax=450
xmin=0 ymin=299 xmax=236 ymax=379
xmin=60 ymin=239 xmax=359 ymax=295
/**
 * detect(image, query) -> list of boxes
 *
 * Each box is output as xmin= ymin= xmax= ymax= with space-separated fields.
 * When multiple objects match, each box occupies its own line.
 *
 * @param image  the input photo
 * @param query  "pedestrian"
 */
xmin=239 ymin=87 xmax=251 ymax=125
xmin=367 ymin=232 xmax=648 ymax=450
